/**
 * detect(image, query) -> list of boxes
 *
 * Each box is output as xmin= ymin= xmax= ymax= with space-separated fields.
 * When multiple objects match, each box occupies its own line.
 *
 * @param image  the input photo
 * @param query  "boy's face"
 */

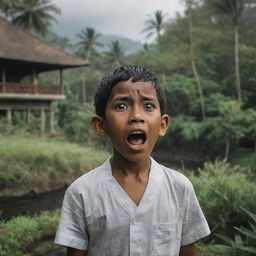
xmin=92 ymin=79 xmax=169 ymax=163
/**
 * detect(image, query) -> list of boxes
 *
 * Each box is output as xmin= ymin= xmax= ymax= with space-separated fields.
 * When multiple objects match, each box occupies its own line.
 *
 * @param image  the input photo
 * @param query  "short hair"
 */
xmin=94 ymin=65 xmax=166 ymax=117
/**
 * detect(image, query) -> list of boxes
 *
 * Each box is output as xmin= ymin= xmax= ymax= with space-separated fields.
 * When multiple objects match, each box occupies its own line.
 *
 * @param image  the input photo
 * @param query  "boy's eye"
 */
xmin=115 ymin=103 xmax=127 ymax=110
xmin=144 ymin=103 xmax=154 ymax=110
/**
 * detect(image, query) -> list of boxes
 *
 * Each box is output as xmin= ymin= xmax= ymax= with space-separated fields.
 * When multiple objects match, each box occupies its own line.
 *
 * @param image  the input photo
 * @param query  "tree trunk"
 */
xmin=188 ymin=5 xmax=206 ymax=121
xmin=85 ymin=50 xmax=91 ymax=62
xmin=234 ymin=24 xmax=241 ymax=101
xmin=234 ymin=24 xmax=242 ymax=101
xmin=224 ymin=134 xmax=230 ymax=160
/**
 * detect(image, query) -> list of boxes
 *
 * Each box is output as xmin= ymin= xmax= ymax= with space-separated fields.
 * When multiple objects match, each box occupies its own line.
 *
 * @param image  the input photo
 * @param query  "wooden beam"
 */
xmin=1 ymin=68 xmax=6 ymax=93
xmin=59 ymin=69 xmax=64 ymax=94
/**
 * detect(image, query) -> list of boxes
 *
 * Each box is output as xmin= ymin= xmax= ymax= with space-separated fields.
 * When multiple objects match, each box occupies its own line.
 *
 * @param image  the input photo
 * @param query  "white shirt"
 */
xmin=55 ymin=158 xmax=210 ymax=256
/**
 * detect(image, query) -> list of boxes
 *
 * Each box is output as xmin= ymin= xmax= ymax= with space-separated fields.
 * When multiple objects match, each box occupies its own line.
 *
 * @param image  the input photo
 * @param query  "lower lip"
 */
xmin=127 ymin=141 xmax=145 ymax=151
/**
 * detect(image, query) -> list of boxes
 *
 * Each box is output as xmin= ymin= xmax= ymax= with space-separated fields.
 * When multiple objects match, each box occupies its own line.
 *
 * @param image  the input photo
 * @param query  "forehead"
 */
xmin=110 ymin=79 xmax=157 ymax=98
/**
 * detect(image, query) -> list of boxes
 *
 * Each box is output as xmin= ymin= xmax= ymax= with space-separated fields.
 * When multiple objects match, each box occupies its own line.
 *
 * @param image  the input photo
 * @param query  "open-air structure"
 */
xmin=0 ymin=17 xmax=89 ymax=133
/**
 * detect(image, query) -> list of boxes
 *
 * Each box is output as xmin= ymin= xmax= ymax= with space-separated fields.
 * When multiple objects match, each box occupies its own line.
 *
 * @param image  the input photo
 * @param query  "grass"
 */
xmin=0 ymin=135 xmax=109 ymax=193
xmin=0 ymin=210 xmax=60 ymax=256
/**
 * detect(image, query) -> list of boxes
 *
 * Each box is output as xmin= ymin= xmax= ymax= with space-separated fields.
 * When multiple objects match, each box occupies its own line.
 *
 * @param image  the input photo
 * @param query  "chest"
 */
xmin=115 ymin=177 xmax=148 ymax=206
xmin=84 ymin=183 xmax=182 ymax=256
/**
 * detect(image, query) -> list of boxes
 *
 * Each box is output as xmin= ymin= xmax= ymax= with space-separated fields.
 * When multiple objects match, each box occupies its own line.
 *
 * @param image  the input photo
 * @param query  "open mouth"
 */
xmin=127 ymin=130 xmax=146 ymax=147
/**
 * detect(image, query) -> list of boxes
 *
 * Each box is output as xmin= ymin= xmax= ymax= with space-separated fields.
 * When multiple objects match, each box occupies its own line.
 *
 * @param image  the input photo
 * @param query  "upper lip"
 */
xmin=127 ymin=129 xmax=146 ymax=136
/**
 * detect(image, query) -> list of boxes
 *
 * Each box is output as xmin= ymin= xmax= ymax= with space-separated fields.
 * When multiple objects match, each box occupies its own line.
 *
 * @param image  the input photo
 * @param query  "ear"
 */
xmin=91 ymin=115 xmax=107 ymax=137
xmin=159 ymin=114 xmax=170 ymax=137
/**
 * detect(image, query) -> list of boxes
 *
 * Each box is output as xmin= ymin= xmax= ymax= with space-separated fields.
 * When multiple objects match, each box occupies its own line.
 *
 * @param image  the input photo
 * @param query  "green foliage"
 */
xmin=230 ymin=149 xmax=256 ymax=172
xmin=142 ymin=10 xmax=167 ymax=41
xmin=56 ymin=101 xmax=95 ymax=143
xmin=0 ymin=115 xmax=40 ymax=136
xmin=0 ymin=135 xmax=109 ymax=191
xmin=103 ymin=40 xmax=126 ymax=68
xmin=210 ymin=209 xmax=256 ymax=255
xmin=189 ymin=160 xmax=256 ymax=232
xmin=76 ymin=27 xmax=102 ymax=61
xmin=10 ymin=0 xmax=61 ymax=36
xmin=0 ymin=210 xmax=60 ymax=256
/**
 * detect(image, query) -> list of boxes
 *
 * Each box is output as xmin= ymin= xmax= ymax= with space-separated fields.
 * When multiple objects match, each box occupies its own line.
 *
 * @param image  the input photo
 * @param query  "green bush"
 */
xmin=210 ymin=209 xmax=256 ymax=255
xmin=0 ymin=210 xmax=60 ymax=256
xmin=189 ymin=160 xmax=256 ymax=233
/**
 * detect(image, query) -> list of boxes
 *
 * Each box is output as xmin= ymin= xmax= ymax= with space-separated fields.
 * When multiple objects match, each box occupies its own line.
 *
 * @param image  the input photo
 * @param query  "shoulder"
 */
xmin=160 ymin=163 xmax=193 ymax=189
xmin=67 ymin=158 xmax=110 ymax=195
xmin=152 ymin=159 xmax=195 ymax=198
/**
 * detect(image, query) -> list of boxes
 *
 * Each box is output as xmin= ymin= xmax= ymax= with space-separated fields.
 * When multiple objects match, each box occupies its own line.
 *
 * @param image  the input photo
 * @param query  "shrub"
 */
xmin=0 ymin=210 xmax=60 ymax=256
xmin=189 ymin=160 xmax=256 ymax=233
xmin=210 ymin=209 xmax=256 ymax=255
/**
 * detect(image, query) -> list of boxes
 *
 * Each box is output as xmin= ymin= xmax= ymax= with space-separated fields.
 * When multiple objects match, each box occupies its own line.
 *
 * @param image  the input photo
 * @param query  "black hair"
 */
xmin=94 ymin=65 xmax=166 ymax=117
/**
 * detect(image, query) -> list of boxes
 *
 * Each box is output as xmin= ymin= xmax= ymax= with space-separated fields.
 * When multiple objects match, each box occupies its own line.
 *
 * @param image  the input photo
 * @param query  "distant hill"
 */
xmin=51 ymin=22 xmax=142 ymax=56
xmin=95 ymin=34 xmax=143 ymax=55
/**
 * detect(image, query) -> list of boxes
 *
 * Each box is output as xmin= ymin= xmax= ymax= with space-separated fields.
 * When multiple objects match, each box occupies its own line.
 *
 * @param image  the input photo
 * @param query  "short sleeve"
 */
xmin=54 ymin=188 xmax=88 ymax=250
xmin=181 ymin=181 xmax=210 ymax=246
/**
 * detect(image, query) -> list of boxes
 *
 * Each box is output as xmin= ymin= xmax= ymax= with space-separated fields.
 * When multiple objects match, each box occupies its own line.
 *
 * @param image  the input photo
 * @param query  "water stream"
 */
xmin=0 ymin=186 xmax=67 ymax=220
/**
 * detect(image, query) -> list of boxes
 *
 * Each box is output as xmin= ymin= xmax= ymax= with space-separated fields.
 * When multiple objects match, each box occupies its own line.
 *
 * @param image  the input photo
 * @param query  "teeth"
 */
xmin=131 ymin=131 xmax=143 ymax=134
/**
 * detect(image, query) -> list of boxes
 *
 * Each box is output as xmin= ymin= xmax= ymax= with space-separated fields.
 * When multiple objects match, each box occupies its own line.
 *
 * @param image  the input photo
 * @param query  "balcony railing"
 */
xmin=0 ymin=82 xmax=63 ymax=95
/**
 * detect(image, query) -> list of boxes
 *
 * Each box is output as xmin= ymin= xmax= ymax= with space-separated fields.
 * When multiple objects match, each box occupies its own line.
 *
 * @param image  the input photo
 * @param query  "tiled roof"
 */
xmin=0 ymin=16 xmax=88 ymax=68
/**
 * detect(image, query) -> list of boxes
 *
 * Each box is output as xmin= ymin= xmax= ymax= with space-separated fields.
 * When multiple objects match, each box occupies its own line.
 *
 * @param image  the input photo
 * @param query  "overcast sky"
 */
xmin=52 ymin=0 xmax=184 ymax=43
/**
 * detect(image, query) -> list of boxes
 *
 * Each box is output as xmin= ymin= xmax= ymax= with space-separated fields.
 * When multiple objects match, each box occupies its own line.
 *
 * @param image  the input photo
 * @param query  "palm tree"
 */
xmin=55 ymin=36 xmax=72 ymax=51
xmin=185 ymin=0 xmax=206 ymax=121
xmin=0 ymin=0 xmax=19 ymax=18
xmin=103 ymin=40 xmax=126 ymax=68
xmin=206 ymin=0 xmax=248 ymax=102
xmin=76 ymin=27 xmax=103 ymax=61
xmin=10 ymin=0 xmax=61 ymax=36
xmin=142 ymin=10 xmax=167 ymax=42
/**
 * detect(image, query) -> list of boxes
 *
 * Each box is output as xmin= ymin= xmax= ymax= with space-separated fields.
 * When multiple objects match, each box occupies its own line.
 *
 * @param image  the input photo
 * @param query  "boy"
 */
xmin=55 ymin=65 xmax=210 ymax=256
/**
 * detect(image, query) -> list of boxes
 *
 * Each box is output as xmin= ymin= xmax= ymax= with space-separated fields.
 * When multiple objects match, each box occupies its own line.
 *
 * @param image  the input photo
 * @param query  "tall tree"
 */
xmin=8 ymin=0 xmax=61 ymax=36
xmin=142 ymin=10 xmax=167 ymax=42
xmin=0 ymin=0 xmax=19 ymax=18
xmin=76 ymin=27 xmax=103 ymax=61
xmin=103 ymin=40 xmax=126 ymax=68
xmin=184 ymin=0 xmax=206 ymax=121
xmin=206 ymin=0 xmax=250 ymax=102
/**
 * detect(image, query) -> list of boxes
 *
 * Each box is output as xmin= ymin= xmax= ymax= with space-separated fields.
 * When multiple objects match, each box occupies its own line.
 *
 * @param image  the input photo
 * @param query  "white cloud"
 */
xmin=52 ymin=0 xmax=184 ymax=42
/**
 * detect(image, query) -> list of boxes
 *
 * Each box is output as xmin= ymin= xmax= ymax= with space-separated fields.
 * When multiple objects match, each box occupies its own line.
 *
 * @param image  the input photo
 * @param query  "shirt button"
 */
xmin=132 ymin=218 xmax=140 ymax=224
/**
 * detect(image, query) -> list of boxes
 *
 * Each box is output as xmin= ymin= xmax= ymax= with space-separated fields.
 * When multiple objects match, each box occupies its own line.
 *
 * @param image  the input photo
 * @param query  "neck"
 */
xmin=110 ymin=153 xmax=151 ymax=178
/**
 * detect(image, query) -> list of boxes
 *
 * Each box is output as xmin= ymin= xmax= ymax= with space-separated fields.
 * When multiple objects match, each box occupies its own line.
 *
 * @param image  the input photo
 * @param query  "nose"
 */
xmin=129 ymin=107 xmax=145 ymax=123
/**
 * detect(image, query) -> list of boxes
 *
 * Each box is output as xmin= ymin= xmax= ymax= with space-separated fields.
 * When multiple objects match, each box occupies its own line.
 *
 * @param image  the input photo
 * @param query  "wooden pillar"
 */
xmin=40 ymin=108 xmax=46 ymax=134
xmin=32 ymin=69 xmax=38 ymax=94
xmin=82 ymin=79 xmax=86 ymax=103
xmin=59 ymin=69 xmax=64 ymax=94
xmin=7 ymin=108 xmax=12 ymax=123
xmin=49 ymin=103 xmax=54 ymax=134
xmin=27 ymin=109 xmax=31 ymax=124
xmin=1 ymin=68 xmax=6 ymax=93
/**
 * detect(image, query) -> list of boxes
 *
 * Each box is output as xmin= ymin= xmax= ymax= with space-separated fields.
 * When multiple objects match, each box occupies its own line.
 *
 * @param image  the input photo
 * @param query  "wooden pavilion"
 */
xmin=0 ymin=17 xmax=89 ymax=133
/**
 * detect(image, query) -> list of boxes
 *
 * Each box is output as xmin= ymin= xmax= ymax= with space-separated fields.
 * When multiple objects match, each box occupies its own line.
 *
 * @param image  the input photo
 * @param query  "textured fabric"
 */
xmin=55 ymin=158 xmax=210 ymax=256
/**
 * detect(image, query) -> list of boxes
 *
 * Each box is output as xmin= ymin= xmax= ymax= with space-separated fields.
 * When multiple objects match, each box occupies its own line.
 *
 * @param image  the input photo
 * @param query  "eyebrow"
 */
xmin=111 ymin=96 xmax=129 ymax=102
xmin=111 ymin=95 xmax=157 ymax=102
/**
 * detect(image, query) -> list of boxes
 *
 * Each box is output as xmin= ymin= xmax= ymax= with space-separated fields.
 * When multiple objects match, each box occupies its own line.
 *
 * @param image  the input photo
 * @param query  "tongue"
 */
xmin=128 ymin=137 xmax=144 ymax=145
